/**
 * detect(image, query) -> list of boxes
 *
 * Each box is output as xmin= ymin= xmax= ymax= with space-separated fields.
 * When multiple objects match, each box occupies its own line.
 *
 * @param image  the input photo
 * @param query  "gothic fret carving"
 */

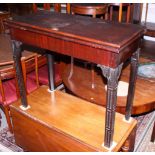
xmin=12 ymin=40 xmax=28 ymax=107
xmin=98 ymin=63 xmax=123 ymax=148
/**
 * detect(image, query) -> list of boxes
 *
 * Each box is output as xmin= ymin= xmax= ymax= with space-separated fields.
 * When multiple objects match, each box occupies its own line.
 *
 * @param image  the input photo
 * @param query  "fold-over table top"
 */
xmin=5 ymin=11 xmax=144 ymax=52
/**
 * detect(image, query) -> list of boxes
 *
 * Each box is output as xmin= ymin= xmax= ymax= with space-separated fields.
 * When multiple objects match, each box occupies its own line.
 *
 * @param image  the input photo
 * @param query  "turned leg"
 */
xmin=119 ymin=4 xmax=123 ymax=22
xmin=12 ymin=40 xmax=28 ymax=108
xmin=127 ymin=4 xmax=131 ymax=23
xmin=98 ymin=63 xmax=123 ymax=148
xmin=110 ymin=6 xmax=113 ymax=21
xmin=125 ymin=49 xmax=140 ymax=120
xmin=151 ymin=122 xmax=155 ymax=142
xmin=4 ymin=106 xmax=13 ymax=133
xmin=121 ymin=125 xmax=136 ymax=152
xmin=47 ymin=54 xmax=55 ymax=91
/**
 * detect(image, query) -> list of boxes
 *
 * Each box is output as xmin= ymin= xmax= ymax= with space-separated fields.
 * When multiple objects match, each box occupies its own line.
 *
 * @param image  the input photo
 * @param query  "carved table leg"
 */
xmin=98 ymin=63 xmax=123 ymax=148
xmin=151 ymin=122 xmax=155 ymax=143
xmin=12 ymin=40 xmax=28 ymax=108
xmin=125 ymin=49 xmax=140 ymax=120
xmin=47 ymin=54 xmax=55 ymax=91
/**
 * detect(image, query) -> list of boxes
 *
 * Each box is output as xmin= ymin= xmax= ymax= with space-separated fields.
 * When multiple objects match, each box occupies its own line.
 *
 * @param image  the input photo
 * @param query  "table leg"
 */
xmin=98 ymin=63 xmax=123 ymax=148
xmin=125 ymin=49 xmax=140 ymax=120
xmin=151 ymin=122 xmax=155 ymax=142
xmin=47 ymin=54 xmax=55 ymax=91
xmin=12 ymin=40 xmax=28 ymax=108
xmin=121 ymin=125 xmax=136 ymax=152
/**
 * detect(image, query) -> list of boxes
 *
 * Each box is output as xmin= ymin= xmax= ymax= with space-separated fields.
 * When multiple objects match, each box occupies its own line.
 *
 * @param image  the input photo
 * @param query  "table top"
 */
xmin=62 ymin=58 xmax=155 ymax=115
xmin=11 ymin=85 xmax=137 ymax=151
xmin=5 ymin=11 xmax=144 ymax=52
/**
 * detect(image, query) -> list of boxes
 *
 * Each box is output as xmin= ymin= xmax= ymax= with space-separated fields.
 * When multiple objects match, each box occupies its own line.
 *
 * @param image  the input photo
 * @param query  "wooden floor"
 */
xmin=10 ymin=86 xmax=137 ymax=152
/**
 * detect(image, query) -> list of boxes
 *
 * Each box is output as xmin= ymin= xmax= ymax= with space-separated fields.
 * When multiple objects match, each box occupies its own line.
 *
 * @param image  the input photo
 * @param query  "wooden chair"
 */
xmin=0 ymin=54 xmax=40 ymax=133
xmin=0 ymin=62 xmax=19 ymax=133
xmin=71 ymin=4 xmax=108 ymax=19
xmin=27 ymin=54 xmax=63 ymax=88
xmin=109 ymin=3 xmax=132 ymax=23
xmin=21 ymin=53 xmax=39 ymax=94
xmin=32 ymin=3 xmax=71 ymax=13
xmin=32 ymin=3 xmax=51 ymax=12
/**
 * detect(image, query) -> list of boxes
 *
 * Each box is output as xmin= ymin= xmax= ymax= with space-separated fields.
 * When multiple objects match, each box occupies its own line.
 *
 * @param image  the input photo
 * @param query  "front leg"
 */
xmin=98 ymin=63 xmax=123 ymax=148
xmin=12 ymin=40 xmax=28 ymax=108
xmin=125 ymin=49 xmax=140 ymax=120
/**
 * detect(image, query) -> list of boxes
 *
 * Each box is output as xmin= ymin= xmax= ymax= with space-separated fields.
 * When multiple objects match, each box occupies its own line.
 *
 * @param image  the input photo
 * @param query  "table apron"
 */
xmin=10 ymin=28 xmax=140 ymax=68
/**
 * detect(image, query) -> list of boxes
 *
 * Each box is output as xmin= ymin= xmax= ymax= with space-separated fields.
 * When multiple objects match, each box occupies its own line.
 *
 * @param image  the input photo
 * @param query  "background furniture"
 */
xmin=71 ymin=3 xmax=108 ymax=19
xmin=0 ymin=11 xmax=10 ymax=33
xmin=0 ymin=62 xmax=18 ymax=133
xmin=62 ymin=57 xmax=155 ymax=115
xmin=109 ymin=3 xmax=132 ymax=22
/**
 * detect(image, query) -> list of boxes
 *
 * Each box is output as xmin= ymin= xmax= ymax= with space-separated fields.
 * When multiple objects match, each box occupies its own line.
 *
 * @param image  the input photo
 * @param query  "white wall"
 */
xmin=141 ymin=3 xmax=155 ymax=41
xmin=141 ymin=3 xmax=155 ymax=23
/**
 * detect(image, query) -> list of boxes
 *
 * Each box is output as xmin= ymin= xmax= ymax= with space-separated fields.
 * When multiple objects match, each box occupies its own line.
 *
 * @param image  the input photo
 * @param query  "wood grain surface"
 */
xmin=62 ymin=57 xmax=155 ymax=115
xmin=10 ymin=86 xmax=137 ymax=152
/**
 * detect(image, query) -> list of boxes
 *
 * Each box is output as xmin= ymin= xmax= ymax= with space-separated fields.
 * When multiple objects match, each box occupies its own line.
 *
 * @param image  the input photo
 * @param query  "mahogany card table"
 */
xmin=4 ymin=11 xmax=144 ymax=149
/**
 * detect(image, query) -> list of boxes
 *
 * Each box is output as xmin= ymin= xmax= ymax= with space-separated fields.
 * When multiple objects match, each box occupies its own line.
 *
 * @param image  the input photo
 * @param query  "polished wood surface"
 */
xmin=71 ymin=4 xmax=108 ymax=19
xmin=62 ymin=57 xmax=155 ymax=115
xmin=4 ymin=11 xmax=144 ymax=68
xmin=10 ymin=86 xmax=137 ymax=152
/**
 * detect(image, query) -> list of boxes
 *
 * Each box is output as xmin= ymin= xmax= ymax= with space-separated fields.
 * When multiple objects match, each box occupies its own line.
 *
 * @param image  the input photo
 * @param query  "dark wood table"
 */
xmin=4 ymin=11 xmax=144 ymax=149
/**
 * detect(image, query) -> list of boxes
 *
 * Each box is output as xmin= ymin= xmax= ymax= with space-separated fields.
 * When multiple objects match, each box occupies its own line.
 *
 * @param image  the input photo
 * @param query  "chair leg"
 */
xmin=110 ymin=6 xmax=113 ymax=20
xmin=127 ymin=5 xmax=131 ymax=23
xmin=119 ymin=4 xmax=123 ymax=22
xmin=151 ymin=122 xmax=155 ymax=143
xmin=4 ymin=106 xmax=13 ymax=133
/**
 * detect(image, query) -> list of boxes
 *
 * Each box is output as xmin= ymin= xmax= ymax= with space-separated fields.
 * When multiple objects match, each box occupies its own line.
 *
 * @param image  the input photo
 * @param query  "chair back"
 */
xmin=32 ymin=3 xmax=51 ymax=12
xmin=21 ymin=53 xmax=40 ymax=93
xmin=33 ymin=3 xmax=71 ymax=14
xmin=0 ymin=62 xmax=19 ymax=103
